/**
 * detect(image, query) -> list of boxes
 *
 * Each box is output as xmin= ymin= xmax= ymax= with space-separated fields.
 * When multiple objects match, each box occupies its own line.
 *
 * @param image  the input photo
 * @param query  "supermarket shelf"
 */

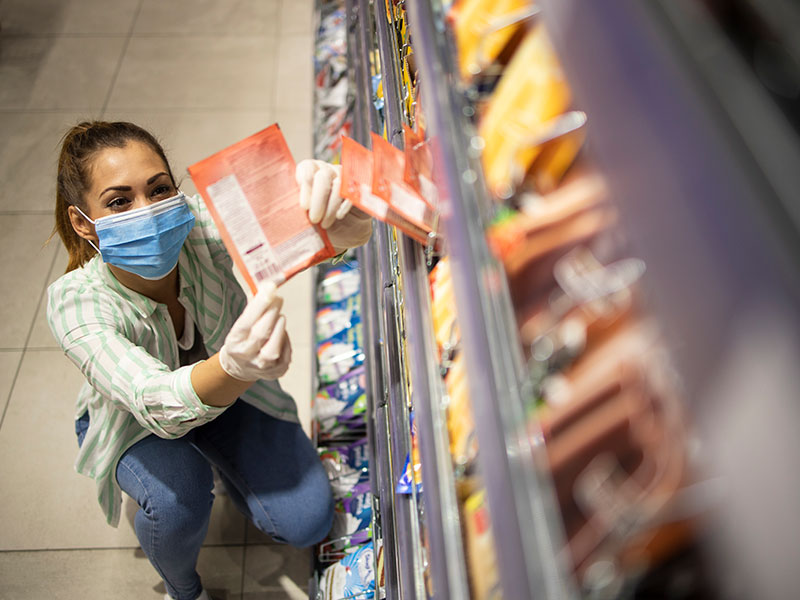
xmin=538 ymin=0 xmax=800 ymax=407
xmin=538 ymin=1 xmax=800 ymax=596
xmin=371 ymin=0 xmax=473 ymax=598
xmin=405 ymin=2 xmax=577 ymax=599
xmin=351 ymin=0 xmax=428 ymax=598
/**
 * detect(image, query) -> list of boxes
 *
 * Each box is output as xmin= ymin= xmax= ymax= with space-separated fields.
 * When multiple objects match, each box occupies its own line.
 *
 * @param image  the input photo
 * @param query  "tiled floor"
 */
xmin=0 ymin=1 xmax=317 ymax=598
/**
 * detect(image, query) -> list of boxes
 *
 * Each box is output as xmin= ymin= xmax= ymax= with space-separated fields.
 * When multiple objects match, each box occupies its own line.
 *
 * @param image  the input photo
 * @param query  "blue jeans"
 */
xmin=76 ymin=401 xmax=333 ymax=600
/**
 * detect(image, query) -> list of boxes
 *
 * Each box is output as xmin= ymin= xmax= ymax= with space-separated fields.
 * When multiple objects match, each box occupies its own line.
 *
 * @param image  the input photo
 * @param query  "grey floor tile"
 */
xmin=106 ymin=36 xmax=278 ymax=111
xmin=242 ymin=544 xmax=312 ymax=594
xmin=0 ymin=215 xmax=58 ymax=348
xmin=0 ymin=350 xmax=141 ymax=550
xmin=0 ymin=36 xmax=126 ymax=110
xmin=27 ymin=242 xmax=67 ymax=349
xmin=0 ymin=545 xmax=247 ymax=600
xmin=100 ymin=109 xmax=275 ymax=196
xmin=134 ymin=0 xmax=281 ymax=36
xmin=274 ymin=34 xmax=314 ymax=113
xmin=0 ymin=111 xmax=98 ymax=213
xmin=0 ymin=350 xmax=249 ymax=549
xmin=0 ymin=0 xmax=139 ymax=35
xmin=280 ymin=0 xmax=315 ymax=36
xmin=0 ymin=548 xmax=165 ymax=600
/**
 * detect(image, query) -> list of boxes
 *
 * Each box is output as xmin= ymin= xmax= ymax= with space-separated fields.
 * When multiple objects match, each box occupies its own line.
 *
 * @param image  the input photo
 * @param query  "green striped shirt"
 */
xmin=47 ymin=194 xmax=298 ymax=527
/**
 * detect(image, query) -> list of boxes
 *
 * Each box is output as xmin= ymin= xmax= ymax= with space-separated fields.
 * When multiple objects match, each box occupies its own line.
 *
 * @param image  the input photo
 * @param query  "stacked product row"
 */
xmin=352 ymin=0 xmax=710 ymax=596
xmin=313 ymin=0 xmax=353 ymax=163
xmin=311 ymin=258 xmax=383 ymax=600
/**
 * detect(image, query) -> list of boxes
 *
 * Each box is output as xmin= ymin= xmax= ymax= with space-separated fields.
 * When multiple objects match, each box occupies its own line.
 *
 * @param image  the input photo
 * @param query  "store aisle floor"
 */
xmin=0 ymin=1 xmax=317 ymax=598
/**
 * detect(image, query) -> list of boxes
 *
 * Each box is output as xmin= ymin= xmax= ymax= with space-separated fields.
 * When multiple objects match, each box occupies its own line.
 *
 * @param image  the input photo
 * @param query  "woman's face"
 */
xmin=83 ymin=140 xmax=177 ymax=220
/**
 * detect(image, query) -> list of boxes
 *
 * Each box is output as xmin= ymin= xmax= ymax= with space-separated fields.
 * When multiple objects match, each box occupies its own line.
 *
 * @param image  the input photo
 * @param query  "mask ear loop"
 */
xmin=71 ymin=204 xmax=102 ymax=255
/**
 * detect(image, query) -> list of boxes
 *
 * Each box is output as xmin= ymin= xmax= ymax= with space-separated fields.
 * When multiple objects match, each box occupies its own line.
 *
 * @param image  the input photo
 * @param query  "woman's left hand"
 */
xmin=296 ymin=159 xmax=372 ymax=250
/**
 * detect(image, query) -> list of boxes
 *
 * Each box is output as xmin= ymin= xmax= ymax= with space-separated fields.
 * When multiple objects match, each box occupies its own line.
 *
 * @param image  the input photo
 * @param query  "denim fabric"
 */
xmin=76 ymin=401 xmax=333 ymax=600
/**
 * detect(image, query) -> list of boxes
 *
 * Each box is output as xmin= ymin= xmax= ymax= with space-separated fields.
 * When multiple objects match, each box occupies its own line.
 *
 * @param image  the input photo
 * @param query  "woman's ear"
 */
xmin=68 ymin=205 xmax=98 ymax=244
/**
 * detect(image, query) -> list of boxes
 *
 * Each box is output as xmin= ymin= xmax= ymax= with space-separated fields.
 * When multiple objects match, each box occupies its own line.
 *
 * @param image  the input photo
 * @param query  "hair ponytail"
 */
xmin=48 ymin=121 xmax=175 ymax=273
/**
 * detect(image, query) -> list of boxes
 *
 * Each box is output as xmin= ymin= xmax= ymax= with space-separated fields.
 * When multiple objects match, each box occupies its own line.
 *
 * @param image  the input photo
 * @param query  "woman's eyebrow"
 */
xmin=147 ymin=172 xmax=169 ymax=185
xmin=98 ymin=172 xmax=170 ymax=199
xmin=99 ymin=184 xmax=131 ymax=198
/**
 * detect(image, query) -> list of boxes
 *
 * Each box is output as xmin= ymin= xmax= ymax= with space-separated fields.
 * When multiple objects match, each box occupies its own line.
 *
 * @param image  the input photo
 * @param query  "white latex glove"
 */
xmin=218 ymin=282 xmax=292 ymax=382
xmin=296 ymin=159 xmax=372 ymax=249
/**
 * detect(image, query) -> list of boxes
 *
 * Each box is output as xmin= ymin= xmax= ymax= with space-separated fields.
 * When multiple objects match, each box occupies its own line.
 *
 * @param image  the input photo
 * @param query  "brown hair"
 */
xmin=51 ymin=121 xmax=176 ymax=272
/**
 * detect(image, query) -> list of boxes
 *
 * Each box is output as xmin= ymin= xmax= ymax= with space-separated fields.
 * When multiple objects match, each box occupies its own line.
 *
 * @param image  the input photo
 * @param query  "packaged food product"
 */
xmin=315 ymin=294 xmax=362 ymax=342
xmin=450 ymin=0 xmax=530 ymax=79
xmin=320 ymin=541 xmax=376 ymax=600
xmin=403 ymin=124 xmax=439 ymax=209
xmin=478 ymin=25 xmax=580 ymax=199
xmin=320 ymin=439 xmax=371 ymax=498
xmin=371 ymin=133 xmax=436 ymax=235
xmin=463 ymin=489 xmax=502 ymax=600
xmin=314 ymin=365 xmax=368 ymax=425
xmin=340 ymin=136 xmax=431 ymax=245
xmin=328 ymin=482 xmax=373 ymax=549
xmin=317 ymin=322 xmax=365 ymax=385
xmin=188 ymin=124 xmax=337 ymax=293
xmin=396 ymin=412 xmax=423 ymax=494
xmin=317 ymin=260 xmax=361 ymax=304
xmin=429 ymin=257 xmax=460 ymax=357
xmin=444 ymin=353 xmax=478 ymax=469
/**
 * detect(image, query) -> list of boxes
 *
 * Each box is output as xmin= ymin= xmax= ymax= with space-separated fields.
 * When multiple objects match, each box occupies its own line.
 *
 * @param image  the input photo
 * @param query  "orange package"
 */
xmin=370 ymin=132 xmax=436 ymax=234
xmin=403 ymin=124 xmax=439 ymax=210
xmin=188 ymin=124 xmax=336 ymax=293
xmin=340 ymin=136 xmax=430 ymax=245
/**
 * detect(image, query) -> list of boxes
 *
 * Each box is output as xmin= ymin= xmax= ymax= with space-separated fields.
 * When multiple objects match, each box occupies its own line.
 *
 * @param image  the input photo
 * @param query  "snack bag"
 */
xmin=429 ymin=257 xmax=460 ymax=356
xmin=478 ymin=26 xmax=579 ymax=199
xmin=320 ymin=541 xmax=376 ymax=600
xmin=317 ymin=322 xmax=365 ymax=384
xmin=340 ymin=136 xmax=431 ymax=245
xmin=451 ymin=0 xmax=531 ymax=79
xmin=445 ymin=353 xmax=479 ymax=468
xmin=320 ymin=439 xmax=370 ymax=498
xmin=188 ymin=124 xmax=336 ymax=292
xmin=403 ymin=124 xmax=439 ymax=210
xmin=371 ymin=132 xmax=436 ymax=235
xmin=328 ymin=482 xmax=373 ymax=549
xmin=396 ymin=412 xmax=423 ymax=494
xmin=314 ymin=366 xmax=368 ymax=425
xmin=317 ymin=260 xmax=361 ymax=304
xmin=316 ymin=294 xmax=362 ymax=341
xmin=463 ymin=489 xmax=503 ymax=600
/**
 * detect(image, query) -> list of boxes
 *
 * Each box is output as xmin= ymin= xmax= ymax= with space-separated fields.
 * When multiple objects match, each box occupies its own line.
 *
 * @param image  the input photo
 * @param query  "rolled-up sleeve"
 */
xmin=48 ymin=280 xmax=226 ymax=439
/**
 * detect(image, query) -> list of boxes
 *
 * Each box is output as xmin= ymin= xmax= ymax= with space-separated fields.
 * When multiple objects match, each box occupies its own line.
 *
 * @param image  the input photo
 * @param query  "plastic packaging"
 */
xmin=314 ymin=366 xmax=368 ymax=434
xmin=317 ymin=260 xmax=361 ymax=304
xmin=320 ymin=541 xmax=376 ymax=600
xmin=320 ymin=438 xmax=370 ymax=498
xmin=316 ymin=294 xmax=362 ymax=342
xmin=317 ymin=322 xmax=365 ymax=385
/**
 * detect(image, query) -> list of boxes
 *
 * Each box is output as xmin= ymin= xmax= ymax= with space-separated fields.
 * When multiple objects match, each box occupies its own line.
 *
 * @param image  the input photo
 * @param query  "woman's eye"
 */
xmin=152 ymin=184 xmax=174 ymax=197
xmin=107 ymin=197 xmax=130 ymax=209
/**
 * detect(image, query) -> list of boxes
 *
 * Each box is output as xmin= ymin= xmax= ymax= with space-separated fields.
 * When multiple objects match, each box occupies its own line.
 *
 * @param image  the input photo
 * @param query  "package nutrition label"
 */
xmin=189 ymin=124 xmax=336 ymax=293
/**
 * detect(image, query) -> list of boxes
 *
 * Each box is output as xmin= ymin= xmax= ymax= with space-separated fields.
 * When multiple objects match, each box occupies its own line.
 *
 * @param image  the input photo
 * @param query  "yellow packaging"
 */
xmin=445 ymin=353 xmax=478 ymax=469
xmin=429 ymin=258 xmax=459 ymax=352
xmin=452 ymin=0 xmax=530 ymax=79
xmin=463 ymin=489 xmax=503 ymax=599
xmin=478 ymin=25 xmax=580 ymax=199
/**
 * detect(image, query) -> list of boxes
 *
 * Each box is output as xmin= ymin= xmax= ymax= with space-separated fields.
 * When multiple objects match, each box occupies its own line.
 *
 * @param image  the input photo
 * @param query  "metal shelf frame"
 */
xmin=404 ymin=2 xmax=577 ymax=599
xmin=373 ymin=1 xmax=473 ymax=599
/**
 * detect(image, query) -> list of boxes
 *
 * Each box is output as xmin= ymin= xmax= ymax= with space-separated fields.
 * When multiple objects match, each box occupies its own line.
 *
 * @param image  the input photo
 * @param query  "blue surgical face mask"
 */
xmin=75 ymin=191 xmax=195 ymax=280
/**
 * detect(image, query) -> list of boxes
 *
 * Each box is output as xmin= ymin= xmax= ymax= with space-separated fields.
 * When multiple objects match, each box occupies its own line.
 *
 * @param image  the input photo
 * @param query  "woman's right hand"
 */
xmin=218 ymin=282 xmax=292 ymax=382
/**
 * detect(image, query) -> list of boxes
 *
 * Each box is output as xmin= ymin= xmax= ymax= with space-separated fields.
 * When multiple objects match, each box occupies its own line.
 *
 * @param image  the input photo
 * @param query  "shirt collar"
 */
xmin=91 ymin=255 xmax=160 ymax=319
